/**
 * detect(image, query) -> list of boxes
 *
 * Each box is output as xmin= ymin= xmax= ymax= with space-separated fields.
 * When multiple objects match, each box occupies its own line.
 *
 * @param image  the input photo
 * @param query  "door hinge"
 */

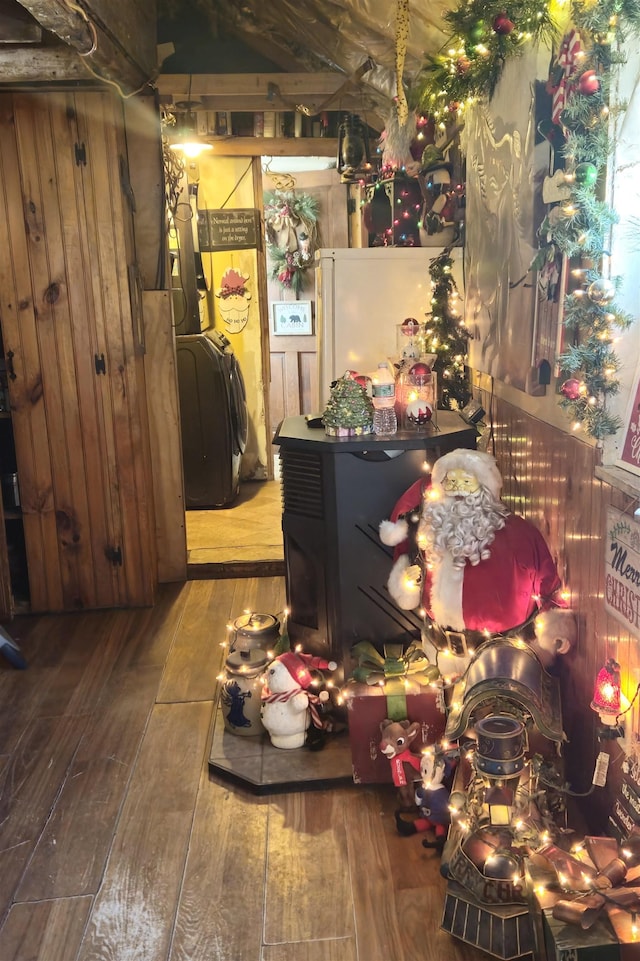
xmin=106 ymin=545 xmax=123 ymax=566
xmin=94 ymin=353 xmax=106 ymax=375
xmin=75 ymin=142 xmax=87 ymax=166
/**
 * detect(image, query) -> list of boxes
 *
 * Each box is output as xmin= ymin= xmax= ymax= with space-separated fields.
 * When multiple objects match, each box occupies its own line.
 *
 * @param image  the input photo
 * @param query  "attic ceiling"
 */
xmin=0 ymin=0 xmax=454 ymax=129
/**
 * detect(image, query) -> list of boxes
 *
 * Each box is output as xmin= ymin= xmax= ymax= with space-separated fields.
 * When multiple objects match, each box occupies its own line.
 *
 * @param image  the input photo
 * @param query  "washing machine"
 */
xmin=176 ymin=328 xmax=248 ymax=508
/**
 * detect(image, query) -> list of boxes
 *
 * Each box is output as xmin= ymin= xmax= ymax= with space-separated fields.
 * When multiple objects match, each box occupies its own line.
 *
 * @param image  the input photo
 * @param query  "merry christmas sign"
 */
xmin=604 ymin=506 xmax=640 ymax=639
xmin=618 ymin=374 xmax=640 ymax=476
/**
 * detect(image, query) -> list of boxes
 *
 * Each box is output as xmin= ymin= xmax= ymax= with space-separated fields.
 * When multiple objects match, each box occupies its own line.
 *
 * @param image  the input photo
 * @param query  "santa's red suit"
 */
xmin=379 ymin=451 xmax=564 ymax=634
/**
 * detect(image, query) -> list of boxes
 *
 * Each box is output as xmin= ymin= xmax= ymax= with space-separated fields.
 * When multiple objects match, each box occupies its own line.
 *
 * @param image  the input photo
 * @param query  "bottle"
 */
xmin=371 ymin=362 xmax=397 ymax=435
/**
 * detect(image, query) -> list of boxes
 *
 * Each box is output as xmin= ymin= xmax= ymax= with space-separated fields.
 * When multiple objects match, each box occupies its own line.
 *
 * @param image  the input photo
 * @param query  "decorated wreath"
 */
xmin=264 ymin=190 xmax=319 ymax=294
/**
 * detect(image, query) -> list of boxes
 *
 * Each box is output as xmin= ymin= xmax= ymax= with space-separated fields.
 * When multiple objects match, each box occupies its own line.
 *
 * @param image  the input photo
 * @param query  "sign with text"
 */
xmin=604 ymin=506 xmax=640 ymax=639
xmin=198 ymin=209 xmax=260 ymax=252
xmin=618 ymin=372 xmax=640 ymax=476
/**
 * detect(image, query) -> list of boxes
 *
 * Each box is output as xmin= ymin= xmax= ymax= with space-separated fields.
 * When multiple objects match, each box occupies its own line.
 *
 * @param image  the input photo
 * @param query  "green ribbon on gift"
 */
xmin=350 ymin=641 xmax=439 ymax=722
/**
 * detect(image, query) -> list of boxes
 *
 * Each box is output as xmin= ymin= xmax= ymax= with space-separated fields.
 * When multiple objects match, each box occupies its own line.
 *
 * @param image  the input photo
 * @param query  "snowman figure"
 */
xmin=260 ymin=651 xmax=337 ymax=749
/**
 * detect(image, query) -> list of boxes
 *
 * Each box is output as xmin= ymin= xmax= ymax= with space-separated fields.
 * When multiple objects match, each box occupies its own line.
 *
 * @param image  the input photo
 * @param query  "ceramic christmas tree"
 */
xmin=322 ymin=373 xmax=374 ymax=437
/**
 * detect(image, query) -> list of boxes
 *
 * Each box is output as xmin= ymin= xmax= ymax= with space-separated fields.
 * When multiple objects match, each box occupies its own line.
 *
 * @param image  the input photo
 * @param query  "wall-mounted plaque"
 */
xmin=198 ymin=209 xmax=260 ymax=252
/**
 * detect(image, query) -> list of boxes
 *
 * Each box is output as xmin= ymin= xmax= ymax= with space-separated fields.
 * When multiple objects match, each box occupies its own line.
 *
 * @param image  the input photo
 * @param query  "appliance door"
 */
xmin=315 ymin=247 xmax=463 ymax=408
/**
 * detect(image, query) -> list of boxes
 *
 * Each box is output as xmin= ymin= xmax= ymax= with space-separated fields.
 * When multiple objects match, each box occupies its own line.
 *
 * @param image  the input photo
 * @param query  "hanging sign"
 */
xmin=198 ymin=209 xmax=260 ymax=252
xmin=617 ymin=372 xmax=640 ymax=476
xmin=604 ymin=506 xmax=640 ymax=639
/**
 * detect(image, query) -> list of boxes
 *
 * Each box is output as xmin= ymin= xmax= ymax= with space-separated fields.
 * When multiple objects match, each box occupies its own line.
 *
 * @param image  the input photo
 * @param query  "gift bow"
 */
xmin=539 ymin=838 xmax=640 ymax=936
xmin=350 ymin=641 xmax=439 ymax=721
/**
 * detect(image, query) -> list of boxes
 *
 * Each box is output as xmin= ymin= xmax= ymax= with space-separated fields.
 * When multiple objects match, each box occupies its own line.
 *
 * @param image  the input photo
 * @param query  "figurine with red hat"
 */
xmin=261 ymin=651 xmax=337 ymax=749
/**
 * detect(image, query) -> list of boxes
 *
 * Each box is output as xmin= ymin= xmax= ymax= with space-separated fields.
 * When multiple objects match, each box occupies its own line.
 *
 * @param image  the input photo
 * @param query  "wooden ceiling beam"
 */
xmin=15 ymin=0 xmax=155 ymax=92
xmin=0 ymin=43 xmax=87 ymax=83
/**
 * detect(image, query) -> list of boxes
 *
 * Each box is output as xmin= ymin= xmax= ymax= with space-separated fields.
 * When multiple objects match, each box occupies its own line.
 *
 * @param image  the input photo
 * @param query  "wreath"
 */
xmin=264 ymin=190 xmax=320 ymax=294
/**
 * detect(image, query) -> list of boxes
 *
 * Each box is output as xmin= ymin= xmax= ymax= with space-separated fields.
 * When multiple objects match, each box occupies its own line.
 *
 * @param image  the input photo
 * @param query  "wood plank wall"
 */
xmin=478 ymin=389 xmax=639 ymax=832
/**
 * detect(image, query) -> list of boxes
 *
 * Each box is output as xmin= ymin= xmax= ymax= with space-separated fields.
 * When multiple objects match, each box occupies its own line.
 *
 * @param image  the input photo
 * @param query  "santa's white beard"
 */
xmin=419 ymin=488 xmax=509 ymax=630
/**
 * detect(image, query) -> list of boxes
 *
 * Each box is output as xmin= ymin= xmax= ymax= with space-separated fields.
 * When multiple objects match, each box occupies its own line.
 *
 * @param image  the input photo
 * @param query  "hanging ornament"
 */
xmin=456 ymin=56 xmax=471 ymax=75
xmin=578 ymin=70 xmax=600 ymax=96
xmin=574 ymin=162 xmax=598 ymax=187
xmin=469 ymin=19 xmax=486 ymax=43
xmin=587 ymin=278 xmax=616 ymax=305
xmin=560 ymin=378 xmax=582 ymax=401
xmin=409 ymin=361 xmax=432 ymax=384
xmin=492 ymin=13 xmax=515 ymax=34
xmin=394 ymin=0 xmax=411 ymax=128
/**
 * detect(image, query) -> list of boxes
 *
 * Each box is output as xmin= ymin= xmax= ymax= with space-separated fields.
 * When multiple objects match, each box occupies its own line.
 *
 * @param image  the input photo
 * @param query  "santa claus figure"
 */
xmin=379 ymin=448 xmax=565 ymax=636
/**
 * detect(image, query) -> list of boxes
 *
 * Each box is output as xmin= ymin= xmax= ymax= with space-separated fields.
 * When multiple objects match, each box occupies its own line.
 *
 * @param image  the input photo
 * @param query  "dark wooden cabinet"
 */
xmin=274 ymin=412 xmax=477 ymax=668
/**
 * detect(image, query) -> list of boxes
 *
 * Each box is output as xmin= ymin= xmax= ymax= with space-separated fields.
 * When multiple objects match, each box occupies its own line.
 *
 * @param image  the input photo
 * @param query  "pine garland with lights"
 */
xmin=411 ymin=0 xmax=555 ymax=121
xmin=424 ymin=250 xmax=471 ymax=409
xmin=540 ymin=0 xmax=640 ymax=439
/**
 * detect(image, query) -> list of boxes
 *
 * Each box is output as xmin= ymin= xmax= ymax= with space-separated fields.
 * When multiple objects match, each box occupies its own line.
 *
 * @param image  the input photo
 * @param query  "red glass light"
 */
xmin=591 ymin=658 xmax=621 ymax=724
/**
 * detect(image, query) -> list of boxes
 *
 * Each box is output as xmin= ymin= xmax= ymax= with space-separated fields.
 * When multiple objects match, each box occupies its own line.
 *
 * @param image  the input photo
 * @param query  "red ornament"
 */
xmin=560 ymin=378 xmax=582 ymax=401
xmin=354 ymin=374 xmax=372 ymax=392
xmin=492 ymin=13 xmax=515 ymax=34
xmin=578 ymin=70 xmax=600 ymax=96
xmin=402 ymin=317 xmax=419 ymax=329
xmin=409 ymin=362 xmax=432 ymax=385
xmin=456 ymin=56 xmax=471 ymax=75
xmin=406 ymin=399 xmax=433 ymax=426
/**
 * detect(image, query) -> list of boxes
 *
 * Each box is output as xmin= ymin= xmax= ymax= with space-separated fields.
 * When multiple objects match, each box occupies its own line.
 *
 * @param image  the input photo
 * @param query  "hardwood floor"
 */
xmin=0 ymin=578 xmax=488 ymax=961
xmin=186 ymin=478 xmax=285 ymax=578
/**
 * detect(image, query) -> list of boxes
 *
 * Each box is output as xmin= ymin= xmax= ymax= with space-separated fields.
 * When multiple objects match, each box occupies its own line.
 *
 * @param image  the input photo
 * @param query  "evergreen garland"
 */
xmin=424 ymin=250 xmax=471 ymax=410
xmin=408 ymin=0 xmax=640 ymax=440
xmin=411 ymin=0 xmax=555 ymax=120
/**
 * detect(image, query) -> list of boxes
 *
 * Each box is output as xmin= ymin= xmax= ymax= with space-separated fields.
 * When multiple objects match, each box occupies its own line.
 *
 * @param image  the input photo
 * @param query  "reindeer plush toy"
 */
xmin=379 ymin=718 xmax=423 ymax=810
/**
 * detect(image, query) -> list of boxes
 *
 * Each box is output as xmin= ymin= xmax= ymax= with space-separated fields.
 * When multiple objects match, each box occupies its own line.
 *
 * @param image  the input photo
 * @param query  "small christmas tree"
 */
xmin=322 ymin=373 xmax=374 ymax=436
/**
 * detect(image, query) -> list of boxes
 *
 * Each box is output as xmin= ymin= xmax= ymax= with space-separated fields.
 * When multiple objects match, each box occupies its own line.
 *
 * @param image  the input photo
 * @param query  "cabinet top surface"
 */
xmin=273 ymin=412 xmax=477 ymax=452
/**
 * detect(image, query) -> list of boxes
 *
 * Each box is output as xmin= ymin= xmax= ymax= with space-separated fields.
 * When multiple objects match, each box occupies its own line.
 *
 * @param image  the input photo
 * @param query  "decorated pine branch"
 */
xmin=424 ymin=250 xmax=471 ymax=410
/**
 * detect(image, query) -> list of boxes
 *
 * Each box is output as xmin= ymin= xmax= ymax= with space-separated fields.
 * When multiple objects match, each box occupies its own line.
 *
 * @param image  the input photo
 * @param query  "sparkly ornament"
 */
xmin=578 ymin=70 xmax=600 ymax=96
xmin=492 ymin=13 xmax=515 ymax=34
xmin=456 ymin=56 xmax=471 ymax=75
xmin=409 ymin=362 xmax=432 ymax=385
xmin=560 ymin=378 xmax=582 ymax=401
xmin=587 ymin=278 xmax=616 ymax=305
xmin=574 ymin=163 xmax=598 ymax=187
xmin=406 ymin=399 xmax=433 ymax=425
xmin=469 ymin=19 xmax=486 ymax=43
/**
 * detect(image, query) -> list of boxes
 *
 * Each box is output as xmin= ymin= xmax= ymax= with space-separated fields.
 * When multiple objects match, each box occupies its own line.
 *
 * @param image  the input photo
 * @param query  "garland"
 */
xmin=411 ymin=0 xmax=555 ymax=121
xmin=535 ymin=0 xmax=640 ymax=439
xmin=264 ymin=190 xmax=319 ymax=294
xmin=409 ymin=0 xmax=640 ymax=439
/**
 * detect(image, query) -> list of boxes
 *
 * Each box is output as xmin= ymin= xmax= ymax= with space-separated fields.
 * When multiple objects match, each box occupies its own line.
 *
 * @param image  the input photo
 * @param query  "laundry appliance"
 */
xmin=176 ymin=328 xmax=248 ymax=508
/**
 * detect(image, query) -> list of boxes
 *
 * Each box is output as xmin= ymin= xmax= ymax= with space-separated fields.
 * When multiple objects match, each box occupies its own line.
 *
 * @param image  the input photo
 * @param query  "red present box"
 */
xmin=343 ymin=678 xmax=447 ymax=784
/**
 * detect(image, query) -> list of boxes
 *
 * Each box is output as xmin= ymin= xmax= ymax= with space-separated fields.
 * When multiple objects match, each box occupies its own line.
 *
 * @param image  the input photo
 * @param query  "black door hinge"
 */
xmin=75 ymin=142 xmax=87 ymax=166
xmin=94 ymin=353 xmax=106 ymax=375
xmin=106 ymin=545 xmax=122 ymax=566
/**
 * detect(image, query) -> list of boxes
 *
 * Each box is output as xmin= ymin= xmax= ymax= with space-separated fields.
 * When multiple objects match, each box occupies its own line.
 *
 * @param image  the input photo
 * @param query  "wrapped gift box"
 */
xmin=343 ymin=681 xmax=446 ymax=784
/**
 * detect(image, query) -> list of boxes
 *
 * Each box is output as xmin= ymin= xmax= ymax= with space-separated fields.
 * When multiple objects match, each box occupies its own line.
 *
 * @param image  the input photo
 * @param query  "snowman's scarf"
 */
xmin=261 ymin=683 xmax=324 ymax=728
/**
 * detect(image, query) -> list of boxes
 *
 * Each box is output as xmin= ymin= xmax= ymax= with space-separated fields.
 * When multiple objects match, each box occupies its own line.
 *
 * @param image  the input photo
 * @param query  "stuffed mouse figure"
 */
xmin=395 ymin=748 xmax=454 ymax=853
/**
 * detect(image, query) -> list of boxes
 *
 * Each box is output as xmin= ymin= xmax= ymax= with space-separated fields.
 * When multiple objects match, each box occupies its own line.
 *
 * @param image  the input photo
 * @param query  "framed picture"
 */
xmin=272 ymin=301 xmax=313 ymax=336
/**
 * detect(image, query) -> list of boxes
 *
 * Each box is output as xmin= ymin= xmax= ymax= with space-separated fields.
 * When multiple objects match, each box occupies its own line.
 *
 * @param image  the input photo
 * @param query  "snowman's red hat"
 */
xmin=276 ymin=652 xmax=337 ymax=689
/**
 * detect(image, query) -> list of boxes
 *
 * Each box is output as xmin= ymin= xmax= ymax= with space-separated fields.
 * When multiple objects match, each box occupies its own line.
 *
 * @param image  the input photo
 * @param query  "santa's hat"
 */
xmin=276 ymin=652 xmax=337 ymax=689
xmin=431 ymin=448 xmax=503 ymax=499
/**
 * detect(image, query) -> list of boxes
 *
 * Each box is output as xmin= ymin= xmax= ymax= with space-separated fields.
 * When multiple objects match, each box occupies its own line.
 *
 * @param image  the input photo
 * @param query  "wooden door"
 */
xmin=0 ymin=91 xmax=155 ymax=613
